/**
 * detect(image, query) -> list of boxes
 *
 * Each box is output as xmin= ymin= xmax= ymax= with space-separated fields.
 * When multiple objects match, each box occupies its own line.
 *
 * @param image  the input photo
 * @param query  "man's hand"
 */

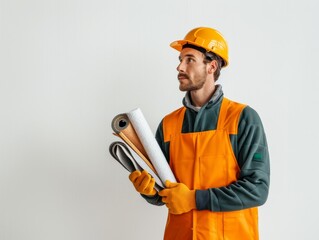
xmin=129 ymin=170 xmax=157 ymax=196
xmin=159 ymin=180 xmax=196 ymax=215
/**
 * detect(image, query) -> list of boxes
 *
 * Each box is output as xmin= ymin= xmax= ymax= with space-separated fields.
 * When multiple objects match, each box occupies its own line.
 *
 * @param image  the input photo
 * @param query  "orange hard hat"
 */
xmin=170 ymin=27 xmax=229 ymax=67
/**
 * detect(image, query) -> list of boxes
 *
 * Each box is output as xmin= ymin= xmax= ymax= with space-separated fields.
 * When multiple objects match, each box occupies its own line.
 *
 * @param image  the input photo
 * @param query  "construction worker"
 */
xmin=129 ymin=27 xmax=270 ymax=240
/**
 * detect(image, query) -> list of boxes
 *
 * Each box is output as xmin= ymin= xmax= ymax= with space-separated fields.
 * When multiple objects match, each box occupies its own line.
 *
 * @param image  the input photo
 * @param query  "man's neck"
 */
xmin=190 ymin=84 xmax=216 ymax=107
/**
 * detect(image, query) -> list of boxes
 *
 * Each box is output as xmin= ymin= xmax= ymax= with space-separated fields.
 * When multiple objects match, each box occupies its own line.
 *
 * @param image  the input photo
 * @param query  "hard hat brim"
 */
xmin=170 ymin=40 xmax=203 ymax=52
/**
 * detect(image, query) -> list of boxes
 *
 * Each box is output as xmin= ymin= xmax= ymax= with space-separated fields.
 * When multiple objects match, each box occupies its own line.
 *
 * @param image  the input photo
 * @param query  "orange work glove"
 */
xmin=158 ymin=180 xmax=196 ymax=215
xmin=129 ymin=170 xmax=156 ymax=196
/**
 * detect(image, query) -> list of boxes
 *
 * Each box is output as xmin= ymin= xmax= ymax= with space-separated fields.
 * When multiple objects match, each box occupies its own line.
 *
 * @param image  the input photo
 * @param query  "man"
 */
xmin=129 ymin=27 xmax=270 ymax=240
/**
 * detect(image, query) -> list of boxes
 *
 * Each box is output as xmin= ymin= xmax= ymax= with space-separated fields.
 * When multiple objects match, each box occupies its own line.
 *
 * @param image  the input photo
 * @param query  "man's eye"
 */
xmin=187 ymin=58 xmax=194 ymax=63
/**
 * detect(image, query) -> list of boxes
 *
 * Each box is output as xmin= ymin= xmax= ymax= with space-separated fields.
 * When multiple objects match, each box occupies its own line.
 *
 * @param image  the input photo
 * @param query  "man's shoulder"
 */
xmin=223 ymin=97 xmax=261 ymax=119
xmin=164 ymin=106 xmax=186 ymax=119
xmin=239 ymin=105 xmax=263 ymax=125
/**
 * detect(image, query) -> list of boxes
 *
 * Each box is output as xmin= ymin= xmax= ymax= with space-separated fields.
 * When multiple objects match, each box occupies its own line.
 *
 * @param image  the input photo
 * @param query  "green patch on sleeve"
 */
xmin=253 ymin=152 xmax=263 ymax=161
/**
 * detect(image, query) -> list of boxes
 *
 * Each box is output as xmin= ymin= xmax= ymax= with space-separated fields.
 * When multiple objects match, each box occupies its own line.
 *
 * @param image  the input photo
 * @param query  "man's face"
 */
xmin=177 ymin=48 xmax=208 ymax=92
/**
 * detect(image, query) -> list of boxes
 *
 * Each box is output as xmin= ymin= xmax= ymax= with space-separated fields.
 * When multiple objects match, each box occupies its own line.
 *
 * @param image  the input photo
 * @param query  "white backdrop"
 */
xmin=1 ymin=0 xmax=318 ymax=239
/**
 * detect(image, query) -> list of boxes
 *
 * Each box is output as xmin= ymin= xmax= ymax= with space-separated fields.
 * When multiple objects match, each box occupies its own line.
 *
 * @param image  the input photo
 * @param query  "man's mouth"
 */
xmin=178 ymin=74 xmax=189 ymax=80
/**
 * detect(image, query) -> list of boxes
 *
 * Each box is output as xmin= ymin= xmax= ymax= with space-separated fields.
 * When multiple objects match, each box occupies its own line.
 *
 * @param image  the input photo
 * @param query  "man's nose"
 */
xmin=177 ymin=61 xmax=185 ymax=72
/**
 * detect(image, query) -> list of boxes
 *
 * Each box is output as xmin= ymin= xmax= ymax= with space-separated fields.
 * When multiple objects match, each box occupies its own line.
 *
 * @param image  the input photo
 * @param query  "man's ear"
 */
xmin=208 ymin=60 xmax=218 ymax=74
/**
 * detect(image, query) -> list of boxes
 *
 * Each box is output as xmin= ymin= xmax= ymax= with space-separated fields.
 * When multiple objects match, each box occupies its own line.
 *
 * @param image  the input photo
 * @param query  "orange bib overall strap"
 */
xmin=162 ymin=98 xmax=259 ymax=240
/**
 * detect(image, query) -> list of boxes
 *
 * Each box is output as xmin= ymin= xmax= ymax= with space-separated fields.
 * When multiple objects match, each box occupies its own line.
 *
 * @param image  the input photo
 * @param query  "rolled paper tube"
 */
xmin=114 ymin=132 xmax=157 ymax=174
xmin=109 ymin=141 xmax=164 ymax=190
xmin=111 ymin=113 xmax=149 ymax=159
xmin=126 ymin=108 xmax=176 ymax=185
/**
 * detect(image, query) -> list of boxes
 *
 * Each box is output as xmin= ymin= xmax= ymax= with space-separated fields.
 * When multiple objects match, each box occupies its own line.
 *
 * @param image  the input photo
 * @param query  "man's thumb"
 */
xmin=165 ymin=180 xmax=179 ymax=188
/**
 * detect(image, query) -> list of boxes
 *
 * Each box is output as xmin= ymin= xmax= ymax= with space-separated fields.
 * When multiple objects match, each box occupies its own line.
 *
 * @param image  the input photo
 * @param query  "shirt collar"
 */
xmin=183 ymin=84 xmax=224 ymax=111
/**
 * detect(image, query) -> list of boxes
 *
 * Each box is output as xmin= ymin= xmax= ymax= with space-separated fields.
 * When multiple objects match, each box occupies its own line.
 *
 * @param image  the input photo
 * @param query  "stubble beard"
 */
xmin=179 ymin=73 xmax=207 ymax=92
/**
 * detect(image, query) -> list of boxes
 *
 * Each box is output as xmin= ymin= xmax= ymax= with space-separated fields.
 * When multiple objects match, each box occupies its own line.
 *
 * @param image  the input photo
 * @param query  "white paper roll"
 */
xmin=127 ymin=108 xmax=176 ymax=184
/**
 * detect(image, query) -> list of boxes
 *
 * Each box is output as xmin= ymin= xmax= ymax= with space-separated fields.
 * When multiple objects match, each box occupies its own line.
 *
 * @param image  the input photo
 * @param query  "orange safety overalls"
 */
xmin=162 ymin=98 xmax=259 ymax=240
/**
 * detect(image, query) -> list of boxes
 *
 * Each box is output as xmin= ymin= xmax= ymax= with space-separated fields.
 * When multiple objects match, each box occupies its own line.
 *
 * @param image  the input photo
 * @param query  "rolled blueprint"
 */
xmin=126 ymin=108 xmax=176 ymax=185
